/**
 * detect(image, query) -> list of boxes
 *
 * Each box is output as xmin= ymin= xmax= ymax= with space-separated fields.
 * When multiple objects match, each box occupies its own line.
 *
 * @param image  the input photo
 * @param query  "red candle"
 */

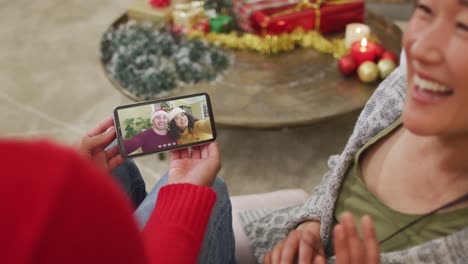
xmin=350 ymin=38 xmax=377 ymax=66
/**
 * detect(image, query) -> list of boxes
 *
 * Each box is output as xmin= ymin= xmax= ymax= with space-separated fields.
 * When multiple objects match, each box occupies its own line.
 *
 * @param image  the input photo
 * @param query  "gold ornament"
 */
xmin=378 ymin=59 xmax=397 ymax=79
xmin=188 ymin=28 xmax=348 ymax=57
xmin=358 ymin=61 xmax=379 ymax=83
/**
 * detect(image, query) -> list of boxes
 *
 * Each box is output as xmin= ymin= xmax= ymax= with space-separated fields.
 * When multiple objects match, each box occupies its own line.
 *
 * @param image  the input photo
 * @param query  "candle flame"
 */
xmin=361 ymin=38 xmax=368 ymax=47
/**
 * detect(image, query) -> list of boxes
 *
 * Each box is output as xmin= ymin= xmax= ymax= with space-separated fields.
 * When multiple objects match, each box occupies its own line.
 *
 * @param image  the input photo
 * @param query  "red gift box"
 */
xmin=233 ymin=0 xmax=299 ymax=32
xmin=250 ymin=0 xmax=365 ymax=35
xmin=193 ymin=19 xmax=211 ymax=33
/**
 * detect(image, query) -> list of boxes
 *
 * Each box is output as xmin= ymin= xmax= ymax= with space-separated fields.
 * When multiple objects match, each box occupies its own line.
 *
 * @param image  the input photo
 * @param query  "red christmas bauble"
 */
xmin=380 ymin=51 xmax=398 ymax=64
xmin=338 ymin=55 xmax=357 ymax=76
xmin=368 ymin=42 xmax=385 ymax=60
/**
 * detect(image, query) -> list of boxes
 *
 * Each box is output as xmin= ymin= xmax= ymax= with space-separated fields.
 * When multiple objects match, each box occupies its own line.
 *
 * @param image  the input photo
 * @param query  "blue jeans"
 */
xmin=135 ymin=174 xmax=236 ymax=264
xmin=111 ymin=160 xmax=147 ymax=208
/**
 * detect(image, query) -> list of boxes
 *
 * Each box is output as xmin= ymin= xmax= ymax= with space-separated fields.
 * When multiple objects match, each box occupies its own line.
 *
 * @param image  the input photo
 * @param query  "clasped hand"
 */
xmin=264 ymin=212 xmax=380 ymax=264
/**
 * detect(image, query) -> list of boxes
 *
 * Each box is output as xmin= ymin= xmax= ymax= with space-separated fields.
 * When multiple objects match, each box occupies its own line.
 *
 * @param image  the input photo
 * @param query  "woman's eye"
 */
xmin=456 ymin=22 xmax=468 ymax=32
xmin=415 ymin=3 xmax=433 ymax=16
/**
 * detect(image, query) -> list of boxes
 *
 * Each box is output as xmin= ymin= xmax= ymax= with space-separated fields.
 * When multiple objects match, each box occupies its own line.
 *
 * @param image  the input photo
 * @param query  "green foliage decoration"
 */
xmin=204 ymin=0 xmax=235 ymax=25
xmin=123 ymin=117 xmax=152 ymax=139
xmin=101 ymin=21 xmax=231 ymax=100
xmin=160 ymin=102 xmax=171 ymax=112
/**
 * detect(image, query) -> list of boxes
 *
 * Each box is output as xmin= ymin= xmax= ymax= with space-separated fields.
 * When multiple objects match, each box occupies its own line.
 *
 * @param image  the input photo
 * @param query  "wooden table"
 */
xmin=103 ymin=12 xmax=402 ymax=129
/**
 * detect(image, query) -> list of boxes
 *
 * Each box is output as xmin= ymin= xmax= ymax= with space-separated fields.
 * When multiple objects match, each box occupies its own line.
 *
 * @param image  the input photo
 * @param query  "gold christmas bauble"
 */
xmin=357 ymin=61 xmax=379 ymax=83
xmin=378 ymin=59 xmax=397 ymax=79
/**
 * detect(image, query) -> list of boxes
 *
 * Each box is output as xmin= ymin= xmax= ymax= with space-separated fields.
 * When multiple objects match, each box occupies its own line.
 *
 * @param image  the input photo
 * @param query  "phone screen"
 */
xmin=114 ymin=93 xmax=216 ymax=158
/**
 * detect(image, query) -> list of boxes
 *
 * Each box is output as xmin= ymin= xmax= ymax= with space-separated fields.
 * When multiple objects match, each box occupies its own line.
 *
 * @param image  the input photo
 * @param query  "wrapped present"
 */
xmin=251 ymin=0 xmax=365 ymax=35
xmin=210 ymin=15 xmax=233 ymax=33
xmin=149 ymin=0 xmax=170 ymax=8
xmin=172 ymin=1 xmax=206 ymax=29
xmin=193 ymin=18 xmax=211 ymax=33
xmin=233 ymin=0 xmax=299 ymax=32
xmin=127 ymin=0 xmax=172 ymax=23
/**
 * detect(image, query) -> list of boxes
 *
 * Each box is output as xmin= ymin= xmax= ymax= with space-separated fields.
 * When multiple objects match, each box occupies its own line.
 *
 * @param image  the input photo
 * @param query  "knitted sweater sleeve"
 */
xmin=143 ymin=184 xmax=216 ymax=263
xmin=241 ymin=155 xmax=340 ymax=261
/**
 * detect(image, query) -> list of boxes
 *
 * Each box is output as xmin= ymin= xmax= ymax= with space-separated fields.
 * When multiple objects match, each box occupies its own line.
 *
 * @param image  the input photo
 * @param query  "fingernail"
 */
xmin=334 ymin=224 xmax=344 ymax=237
xmin=106 ymin=126 xmax=115 ymax=133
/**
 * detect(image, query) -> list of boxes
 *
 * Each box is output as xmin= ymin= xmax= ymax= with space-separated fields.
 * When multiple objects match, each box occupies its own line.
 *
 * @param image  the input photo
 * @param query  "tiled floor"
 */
xmin=0 ymin=0 xmax=410 ymax=195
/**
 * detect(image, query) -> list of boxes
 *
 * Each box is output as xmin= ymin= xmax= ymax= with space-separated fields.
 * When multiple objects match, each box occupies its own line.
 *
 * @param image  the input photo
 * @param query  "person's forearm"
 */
xmin=142 ymin=184 xmax=216 ymax=263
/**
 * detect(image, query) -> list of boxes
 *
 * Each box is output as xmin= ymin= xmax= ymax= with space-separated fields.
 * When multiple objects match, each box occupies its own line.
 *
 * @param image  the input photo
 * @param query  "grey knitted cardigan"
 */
xmin=240 ymin=67 xmax=468 ymax=264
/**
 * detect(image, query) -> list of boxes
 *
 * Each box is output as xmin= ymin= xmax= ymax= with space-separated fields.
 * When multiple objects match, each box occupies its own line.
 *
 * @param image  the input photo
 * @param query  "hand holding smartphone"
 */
xmin=114 ymin=93 xmax=217 ymax=159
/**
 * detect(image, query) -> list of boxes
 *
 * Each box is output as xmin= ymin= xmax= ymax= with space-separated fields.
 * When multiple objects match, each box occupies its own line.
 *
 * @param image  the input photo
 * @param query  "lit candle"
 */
xmin=345 ymin=23 xmax=371 ymax=48
xmin=350 ymin=38 xmax=377 ymax=67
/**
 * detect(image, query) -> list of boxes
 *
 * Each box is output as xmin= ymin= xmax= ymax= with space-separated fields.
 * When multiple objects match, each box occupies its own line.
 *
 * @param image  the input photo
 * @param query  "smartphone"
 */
xmin=114 ymin=93 xmax=217 ymax=159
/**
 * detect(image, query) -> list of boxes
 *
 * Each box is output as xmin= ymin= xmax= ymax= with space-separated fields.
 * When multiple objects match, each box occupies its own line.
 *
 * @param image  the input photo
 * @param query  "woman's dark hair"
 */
xmin=169 ymin=112 xmax=199 ymax=140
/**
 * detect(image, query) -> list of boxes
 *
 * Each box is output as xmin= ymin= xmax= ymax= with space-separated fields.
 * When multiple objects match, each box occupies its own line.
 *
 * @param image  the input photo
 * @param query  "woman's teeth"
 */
xmin=414 ymin=75 xmax=450 ymax=93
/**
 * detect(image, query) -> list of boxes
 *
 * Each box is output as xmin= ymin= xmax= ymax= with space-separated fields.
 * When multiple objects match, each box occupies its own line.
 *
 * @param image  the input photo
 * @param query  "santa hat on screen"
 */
xmin=151 ymin=108 xmax=168 ymax=122
xmin=168 ymin=107 xmax=185 ymax=122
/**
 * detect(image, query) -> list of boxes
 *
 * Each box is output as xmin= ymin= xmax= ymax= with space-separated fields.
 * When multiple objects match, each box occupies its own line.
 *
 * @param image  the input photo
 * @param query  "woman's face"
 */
xmin=174 ymin=113 xmax=188 ymax=130
xmin=402 ymin=0 xmax=468 ymax=138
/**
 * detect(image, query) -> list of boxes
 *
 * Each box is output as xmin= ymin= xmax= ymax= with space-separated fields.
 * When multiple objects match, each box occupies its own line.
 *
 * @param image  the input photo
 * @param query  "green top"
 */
xmin=334 ymin=117 xmax=468 ymax=253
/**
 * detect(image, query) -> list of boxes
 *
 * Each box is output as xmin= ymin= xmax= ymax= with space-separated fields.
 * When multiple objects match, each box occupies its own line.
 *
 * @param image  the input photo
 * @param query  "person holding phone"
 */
xmin=123 ymin=109 xmax=178 ymax=155
xmin=239 ymin=1 xmax=468 ymax=263
xmin=167 ymin=107 xmax=213 ymax=145
xmin=0 ymin=116 xmax=235 ymax=263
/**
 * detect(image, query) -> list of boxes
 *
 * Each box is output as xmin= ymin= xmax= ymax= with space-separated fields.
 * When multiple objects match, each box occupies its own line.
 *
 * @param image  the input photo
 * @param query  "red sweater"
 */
xmin=0 ymin=140 xmax=216 ymax=264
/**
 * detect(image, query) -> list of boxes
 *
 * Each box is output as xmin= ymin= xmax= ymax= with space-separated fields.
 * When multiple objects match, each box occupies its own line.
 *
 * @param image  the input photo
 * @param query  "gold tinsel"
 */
xmin=188 ymin=28 xmax=349 ymax=57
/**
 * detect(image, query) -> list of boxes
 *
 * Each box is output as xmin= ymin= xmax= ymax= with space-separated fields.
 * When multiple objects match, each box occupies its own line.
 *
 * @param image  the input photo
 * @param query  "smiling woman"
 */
xmin=168 ymin=107 xmax=213 ymax=145
xmin=239 ymin=1 xmax=468 ymax=263
xmin=402 ymin=0 xmax=468 ymax=137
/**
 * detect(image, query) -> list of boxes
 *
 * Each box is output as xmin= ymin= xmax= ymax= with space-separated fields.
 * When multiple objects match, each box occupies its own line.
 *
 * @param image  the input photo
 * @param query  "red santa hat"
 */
xmin=151 ymin=108 xmax=168 ymax=122
xmin=168 ymin=107 xmax=185 ymax=122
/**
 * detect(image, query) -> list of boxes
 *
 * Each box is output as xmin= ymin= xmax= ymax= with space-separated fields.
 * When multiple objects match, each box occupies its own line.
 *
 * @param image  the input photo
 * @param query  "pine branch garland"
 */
xmin=101 ymin=21 xmax=231 ymax=100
